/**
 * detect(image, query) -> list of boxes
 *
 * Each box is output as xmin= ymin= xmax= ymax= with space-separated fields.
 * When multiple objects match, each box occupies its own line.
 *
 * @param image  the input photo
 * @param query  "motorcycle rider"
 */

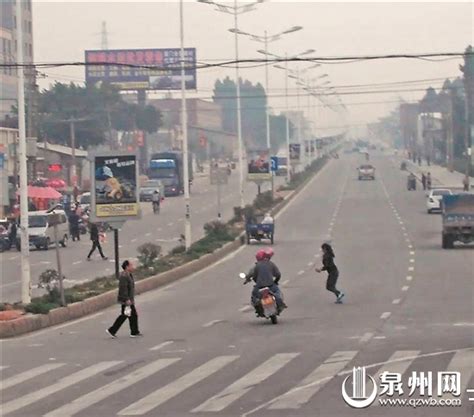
xmin=246 ymin=248 xmax=286 ymax=314
xmin=152 ymin=190 xmax=161 ymax=212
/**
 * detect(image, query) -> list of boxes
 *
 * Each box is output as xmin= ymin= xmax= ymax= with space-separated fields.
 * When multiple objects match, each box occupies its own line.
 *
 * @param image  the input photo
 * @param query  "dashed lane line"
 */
xmin=149 ymin=341 xmax=174 ymax=352
xmin=380 ymin=312 xmax=391 ymax=320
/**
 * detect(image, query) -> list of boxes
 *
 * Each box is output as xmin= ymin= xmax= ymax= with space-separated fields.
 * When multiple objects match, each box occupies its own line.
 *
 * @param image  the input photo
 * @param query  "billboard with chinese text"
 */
xmin=85 ymin=48 xmax=197 ymax=91
xmin=289 ymin=143 xmax=301 ymax=161
xmin=90 ymin=152 xmax=140 ymax=222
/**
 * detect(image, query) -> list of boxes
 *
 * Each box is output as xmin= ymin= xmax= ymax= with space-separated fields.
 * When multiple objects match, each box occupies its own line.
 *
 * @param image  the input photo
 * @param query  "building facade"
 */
xmin=0 ymin=0 xmax=35 ymax=125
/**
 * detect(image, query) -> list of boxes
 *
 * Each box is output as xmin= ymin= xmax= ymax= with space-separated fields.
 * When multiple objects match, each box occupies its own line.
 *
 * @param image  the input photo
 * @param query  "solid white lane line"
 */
xmin=372 ymin=351 xmax=420 ymax=406
xmin=0 ymin=363 xmax=65 ymax=391
xmin=392 ymin=299 xmax=401 ymax=305
xmin=192 ymin=353 xmax=299 ymax=413
xmin=45 ymin=359 xmax=180 ymax=417
xmin=203 ymin=320 xmax=224 ymax=328
xmin=268 ymin=351 xmax=358 ymax=410
xmin=1 ymin=361 xmax=121 ymax=416
xmin=149 ymin=341 xmax=174 ymax=351
xmin=119 ymin=356 xmax=238 ymax=415
xmin=380 ymin=312 xmax=391 ymax=320
xmin=401 ymin=286 xmax=409 ymax=291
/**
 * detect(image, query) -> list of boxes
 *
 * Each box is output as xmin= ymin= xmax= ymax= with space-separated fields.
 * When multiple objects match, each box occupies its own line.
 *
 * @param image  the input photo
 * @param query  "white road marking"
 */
xmin=119 ymin=356 xmax=238 ymax=415
xmin=28 ymin=343 xmax=44 ymax=347
xmin=0 ymin=366 xmax=9 ymax=370
xmin=268 ymin=351 xmax=358 ymax=410
xmin=307 ymin=262 xmax=313 ymax=267
xmin=374 ymin=336 xmax=386 ymax=340
xmin=0 ymin=363 xmax=65 ymax=391
xmin=372 ymin=351 xmax=420 ymax=407
xmin=408 ymin=266 xmax=414 ymax=271
xmin=192 ymin=353 xmax=299 ymax=413
xmin=360 ymin=333 xmax=374 ymax=343
xmin=297 ymin=270 xmax=305 ymax=276
xmin=399 ymin=221 xmax=404 ymax=225
xmin=145 ymin=232 xmax=151 ymax=237
xmin=409 ymin=251 xmax=415 ymax=255
xmin=239 ymin=306 xmax=252 ymax=313
xmin=149 ymin=341 xmax=174 ymax=351
xmin=409 ymin=259 xmax=415 ymax=263
xmin=72 ymin=261 xmax=82 ymax=265
xmin=408 ymin=244 xmax=413 ymax=249
xmin=131 ymin=238 xmax=137 ymax=242
xmin=1 ymin=361 xmax=121 ymax=416
xmin=45 ymin=359 xmax=180 ymax=417
xmin=392 ymin=299 xmax=401 ymax=305
xmin=401 ymin=286 xmax=409 ymax=291
xmin=168 ymin=223 xmax=174 ymax=227
xmin=281 ymin=280 xmax=290 ymax=287
xmin=380 ymin=312 xmax=391 ymax=320
xmin=202 ymin=320 xmax=224 ymax=328
xmin=8 ymin=256 xmax=19 ymax=261
xmin=442 ymin=350 xmax=473 ymax=399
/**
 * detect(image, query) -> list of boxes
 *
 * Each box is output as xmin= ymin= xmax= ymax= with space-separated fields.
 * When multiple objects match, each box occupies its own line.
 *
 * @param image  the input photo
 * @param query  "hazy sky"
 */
xmin=33 ymin=1 xmax=473 ymax=135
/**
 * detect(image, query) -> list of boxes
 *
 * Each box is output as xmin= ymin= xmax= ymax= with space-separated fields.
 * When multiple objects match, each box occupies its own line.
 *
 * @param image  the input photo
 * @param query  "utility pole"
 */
xmin=180 ymin=0 xmax=192 ymax=249
xmin=17 ymin=0 xmax=31 ymax=304
xmin=69 ymin=119 xmax=77 ymax=186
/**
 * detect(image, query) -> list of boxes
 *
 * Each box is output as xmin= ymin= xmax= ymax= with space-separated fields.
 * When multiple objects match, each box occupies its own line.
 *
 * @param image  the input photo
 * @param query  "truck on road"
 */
xmin=441 ymin=194 xmax=474 ymax=249
xmin=148 ymin=152 xmax=193 ymax=197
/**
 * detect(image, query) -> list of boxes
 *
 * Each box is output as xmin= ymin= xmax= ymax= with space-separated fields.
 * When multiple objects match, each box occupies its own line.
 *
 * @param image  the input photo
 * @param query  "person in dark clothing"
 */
xmin=246 ymin=248 xmax=286 ymax=311
xmin=107 ymin=260 xmax=142 ymax=338
xmin=421 ymin=173 xmax=427 ymax=191
xmin=87 ymin=223 xmax=107 ymax=260
xmin=8 ymin=220 xmax=17 ymax=249
xmin=315 ymin=243 xmax=345 ymax=304
xmin=68 ymin=211 xmax=80 ymax=241
xmin=426 ymin=172 xmax=432 ymax=190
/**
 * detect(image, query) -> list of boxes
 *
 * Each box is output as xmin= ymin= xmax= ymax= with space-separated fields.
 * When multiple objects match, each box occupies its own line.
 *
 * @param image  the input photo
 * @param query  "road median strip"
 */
xmin=0 ymin=154 xmax=335 ymax=338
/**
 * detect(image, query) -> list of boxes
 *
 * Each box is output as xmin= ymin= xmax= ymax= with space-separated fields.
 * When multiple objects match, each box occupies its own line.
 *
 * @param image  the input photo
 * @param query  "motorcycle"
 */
xmin=240 ymin=273 xmax=280 ymax=324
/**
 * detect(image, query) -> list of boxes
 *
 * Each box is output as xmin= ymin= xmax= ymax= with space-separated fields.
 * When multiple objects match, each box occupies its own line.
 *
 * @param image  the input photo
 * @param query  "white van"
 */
xmin=16 ymin=211 xmax=69 ymax=251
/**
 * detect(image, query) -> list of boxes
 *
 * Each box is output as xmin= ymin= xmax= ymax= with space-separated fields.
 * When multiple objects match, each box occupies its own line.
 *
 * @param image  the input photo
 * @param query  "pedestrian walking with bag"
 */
xmin=87 ymin=223 xmax=107 ymax=261
xmin=106 ymin=260 xmax=143 ymax=338
xmin=421 ymin=173 xmax=427 ymax=191
xmin=315 ymin=243 xmax=345 ymax=304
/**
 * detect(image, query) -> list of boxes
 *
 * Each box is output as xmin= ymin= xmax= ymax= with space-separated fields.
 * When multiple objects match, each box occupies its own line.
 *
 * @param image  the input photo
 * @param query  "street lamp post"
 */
xmin=179 ymin=0 xmax=191 ymax=249
xmin=198 ymin=0 xmax=264 ymax=208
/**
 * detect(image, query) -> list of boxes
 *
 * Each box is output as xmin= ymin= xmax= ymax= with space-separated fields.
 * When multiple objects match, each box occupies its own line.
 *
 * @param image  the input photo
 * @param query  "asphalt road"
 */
xmin=0 ymin=152 xmax=472 ymax=417
xmin=0 ymin=169 xmax=282 ymax=303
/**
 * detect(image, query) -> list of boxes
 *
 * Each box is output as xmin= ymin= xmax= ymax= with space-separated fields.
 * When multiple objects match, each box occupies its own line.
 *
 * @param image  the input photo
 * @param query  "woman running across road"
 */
xmin=315 ymin=243 xmax=345 ymax=304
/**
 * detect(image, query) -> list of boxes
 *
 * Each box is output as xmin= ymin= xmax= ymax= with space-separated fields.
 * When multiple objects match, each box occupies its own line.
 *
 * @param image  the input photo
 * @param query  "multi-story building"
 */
xmin=0 ymin=0 xmax=35 ymax=126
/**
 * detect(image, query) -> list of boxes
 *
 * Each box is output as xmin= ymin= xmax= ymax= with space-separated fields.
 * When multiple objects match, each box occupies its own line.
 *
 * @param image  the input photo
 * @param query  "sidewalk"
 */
xmin=401 ymin=158 xmax=473 ymax=190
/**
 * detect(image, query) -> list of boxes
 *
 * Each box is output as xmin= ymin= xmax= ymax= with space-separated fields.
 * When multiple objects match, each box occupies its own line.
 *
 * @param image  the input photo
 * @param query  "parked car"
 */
xmin=427 ymin=188 xmax=452 ymax=213
xmin=358 ymin=164 xmax=375 ymax=180
xmin=16 ymin=210 xmax=69 ymax=250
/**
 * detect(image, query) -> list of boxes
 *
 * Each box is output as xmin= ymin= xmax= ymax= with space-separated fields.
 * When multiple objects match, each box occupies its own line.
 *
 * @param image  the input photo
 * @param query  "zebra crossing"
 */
xmin=0 ymin=349 xmax=472 ymax=416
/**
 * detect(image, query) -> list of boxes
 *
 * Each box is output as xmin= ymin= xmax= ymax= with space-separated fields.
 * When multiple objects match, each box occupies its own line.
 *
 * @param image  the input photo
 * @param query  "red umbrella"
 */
xmin=45 ymin=178 xmax=67 ymax=189
xmin=26 ymin=186 xmax=62 ymax=200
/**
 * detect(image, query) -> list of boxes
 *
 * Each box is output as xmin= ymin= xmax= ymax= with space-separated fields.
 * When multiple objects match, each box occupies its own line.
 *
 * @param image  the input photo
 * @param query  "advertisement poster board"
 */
xmin=247 ymin=150 xmax=271 ymax=182
xmin=85 ymin=48 xmax=197 ymax=91
xmin=289 ymin=143 xmax=301 ymax=161
xmin=90 ymin=152 xmax=140 ymax=223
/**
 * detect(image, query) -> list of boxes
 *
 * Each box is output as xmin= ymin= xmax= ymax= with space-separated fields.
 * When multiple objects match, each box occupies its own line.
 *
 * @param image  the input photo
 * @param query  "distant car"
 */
xmin=358 ymin=164 xmax=375 ymax=180
xmin=427 ymin=189 xmax=452 ymax=213
xmin=140 ymin=180 xmax=164 ymax=202
xmin=78 ymin=192 xmax=91 ymax=211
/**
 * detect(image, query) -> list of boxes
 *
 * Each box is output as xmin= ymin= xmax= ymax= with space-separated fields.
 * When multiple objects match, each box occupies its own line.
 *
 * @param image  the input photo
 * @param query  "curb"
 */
xmin=0 ymin=157 xmax=328 ymax=338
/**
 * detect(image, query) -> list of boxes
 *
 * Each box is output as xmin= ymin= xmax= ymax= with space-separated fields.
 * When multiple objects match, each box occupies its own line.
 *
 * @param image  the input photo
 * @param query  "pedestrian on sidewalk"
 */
xmin=463 ymin=175 xmax=470 ymax=192
xmin=315 ymin=243 xmax=345 ymax=304
xmin=426 ymin=172 xmax=432 ymax=190
xmin=417 ymin=156 xmax=422 ymax=166
xmin=87 ymin=223 xmax=107 ymax=261
xmin=426 ymin=156 xmax=431 ymax=166
xmin=107 ymin=260 xmax=142 ymax=338
xmin=421 ymin=173 xmax=427 ymax=191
